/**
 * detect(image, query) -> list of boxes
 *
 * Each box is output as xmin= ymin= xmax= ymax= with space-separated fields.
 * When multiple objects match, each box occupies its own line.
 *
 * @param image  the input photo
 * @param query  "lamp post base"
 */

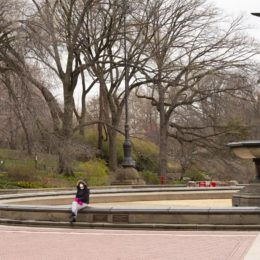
xmin=112 ymin=167 xmax=145 ymax=185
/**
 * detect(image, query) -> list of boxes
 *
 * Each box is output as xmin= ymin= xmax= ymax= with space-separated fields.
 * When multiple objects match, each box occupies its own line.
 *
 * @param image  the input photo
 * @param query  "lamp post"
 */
xmin=112 ymin=0 xmax=144 ymax=185
xmin=121 ymin=0 xmax=135 ymax=168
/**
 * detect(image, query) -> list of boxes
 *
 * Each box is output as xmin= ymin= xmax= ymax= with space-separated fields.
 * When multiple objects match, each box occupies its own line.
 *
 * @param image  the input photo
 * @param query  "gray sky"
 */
xmin=211 ymin=0 xmax=260 ymax=40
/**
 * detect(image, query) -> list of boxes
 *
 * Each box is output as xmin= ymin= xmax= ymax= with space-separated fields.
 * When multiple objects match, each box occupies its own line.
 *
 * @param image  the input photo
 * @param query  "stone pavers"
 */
xmin=94 ymin=199 xmax=232 ymax=208
xmin=0 ymin=225 xmax=258 ymax=260
xmin=244 ymin=233 xmax=260 ymax=259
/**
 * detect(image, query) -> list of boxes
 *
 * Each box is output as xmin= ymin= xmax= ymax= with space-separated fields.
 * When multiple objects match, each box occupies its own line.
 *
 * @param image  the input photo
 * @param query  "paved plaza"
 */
xmin=0 ymin=225 xmax=259 ymax=260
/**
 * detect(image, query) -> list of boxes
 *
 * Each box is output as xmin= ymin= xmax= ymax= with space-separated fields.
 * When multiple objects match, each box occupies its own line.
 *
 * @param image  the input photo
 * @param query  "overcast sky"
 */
xmin=210 ymin=0 xmax=260 ymax=40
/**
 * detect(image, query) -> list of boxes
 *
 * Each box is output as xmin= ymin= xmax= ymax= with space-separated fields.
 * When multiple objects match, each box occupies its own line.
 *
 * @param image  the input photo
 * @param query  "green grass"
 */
xmin=0 ymin=148 xmax=32 ymax=160
xmin=0 ymin=148 xmax=111 ymax=188
xmin=0 ymin=148 xmax=58 ymax=170
xmin=77 ymin=159 xmax=110 ymax=186
xmin=0 ymin=133 xmax=163 ymax=189
xmin=74 ymin=128 xmax=161 ymax=173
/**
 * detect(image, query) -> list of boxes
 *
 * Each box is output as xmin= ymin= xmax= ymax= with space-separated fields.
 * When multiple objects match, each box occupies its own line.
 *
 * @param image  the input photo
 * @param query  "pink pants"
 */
xmin=71 ymin=201 xmax=87 ymax=216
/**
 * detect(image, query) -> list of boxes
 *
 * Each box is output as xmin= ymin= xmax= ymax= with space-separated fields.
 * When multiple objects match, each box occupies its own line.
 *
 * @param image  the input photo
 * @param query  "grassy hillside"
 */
xmin=0 ymin=133 xmax=249 ymax=189
xmin=0 ymin=148 xmax=110 ymax=188
xmin=0 ymin=128 xmax=164 ymax=188
xmin=74 ymin=129 xmax=160 ymax=171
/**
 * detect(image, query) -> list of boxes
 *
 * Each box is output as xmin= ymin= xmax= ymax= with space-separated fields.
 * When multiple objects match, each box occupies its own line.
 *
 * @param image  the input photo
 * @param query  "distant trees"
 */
xmin=1 ymin=0 xmax=97 ymax=175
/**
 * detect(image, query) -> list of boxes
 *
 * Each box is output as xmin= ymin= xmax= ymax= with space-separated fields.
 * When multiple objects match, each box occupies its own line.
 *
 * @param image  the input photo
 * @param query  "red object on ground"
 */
xmin=199 ymin=181 xmax=206 ymax=187
xmin=160 ymin=176 xmax=165 ymax=185
xmin=210 ymin=181 xmax=217 ymax=187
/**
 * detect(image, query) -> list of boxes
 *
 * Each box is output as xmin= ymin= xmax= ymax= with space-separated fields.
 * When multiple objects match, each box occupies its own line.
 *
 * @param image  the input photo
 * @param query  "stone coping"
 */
xmin=0 ymin=185 xmax=186 ymax=194
xmin=0 ymin=186 xmax=242 ymax=201
xmin=1 ymin=204 xmax=260 ymax=213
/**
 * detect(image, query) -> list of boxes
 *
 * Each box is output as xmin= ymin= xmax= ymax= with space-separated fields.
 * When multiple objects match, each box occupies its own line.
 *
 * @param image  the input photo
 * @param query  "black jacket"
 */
xmin=76 ymin=188 xmax=90 ymax=204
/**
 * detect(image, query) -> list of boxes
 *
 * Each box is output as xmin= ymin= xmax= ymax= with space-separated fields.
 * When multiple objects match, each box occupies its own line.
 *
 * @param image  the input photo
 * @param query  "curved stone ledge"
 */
xmin=0 ymin=191 xmax=237 ymax=206
xmin=0 ymin=186 xmax=242 ymax=204
xmin=0 ymin=204 xmax=260 ymax=229
xmin=1 ymin=186 xmax=257 ymax=230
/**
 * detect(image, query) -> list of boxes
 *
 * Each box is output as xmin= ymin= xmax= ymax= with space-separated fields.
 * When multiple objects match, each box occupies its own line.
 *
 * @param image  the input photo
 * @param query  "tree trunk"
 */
xmin=8 ymin=115 xmax=17 ymax=150
xmin=98 ymin=85 xmax=104 ymax=151
xmin=79 ymin=118 xmax=85 ymax=136
xmin=78 ymin=90 xmax=87 ymax=137
xmin=107 ymin=107 xmax=123 ymax=171
xmin=22 ymin=123 xmax=33 ymax=155
xmin=58 ymin=89 xmax=74 ymax=176
xmin=159 ymin=119 xmax=168 ymax=178
xmin=158 ymin=83 xmax=168 ymax=178
xmin=98 ymin=123 xmax=103 ymax=151
xmin=58 ymin=150 xmax=74 ymax=176
xmin=102 ymin=84 xmax=120 ymax=171
xmin=108 ymin=129 xmax=118 ymax=171
xmin=63 ymin=90 xmax=74 ymax=137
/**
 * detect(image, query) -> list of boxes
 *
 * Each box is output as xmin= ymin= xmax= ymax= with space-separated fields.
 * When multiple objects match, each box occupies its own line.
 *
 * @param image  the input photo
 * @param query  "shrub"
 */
xmin=75 ymin=129 xmax=161 ymax=172
xmin=100 ymin=135 xmax=125 ymax=163
xmin=7 ymin=164 xmax=37 ymax=182
xmin=0 ymin=178 xmax=18 ymax=189
xmin=75 ymin=129 xmax=125 ymax=162
xmin=133 ymin=139 xmax=159 ymax=172
xmin=184 ymin=170 xmax=207 ymax=181
xmin=0 ymin=148 xmax=32 ymax=160
xmin=15 ymin=181 xmax=43 ymax=188
xmin=135 ymin=154 xmax=159 ymax=172
xmin=172 ymin=179 xmax=186 ymax=185
xmin=141 ymin=170 xmax=160 ymax=184
xmin=77 ymin=159 xmax=109 ymax=186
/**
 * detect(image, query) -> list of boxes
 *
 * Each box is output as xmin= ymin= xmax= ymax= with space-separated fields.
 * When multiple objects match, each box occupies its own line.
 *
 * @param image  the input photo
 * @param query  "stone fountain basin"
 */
xmin=0 ymin=187 xmax=238 ymax=206
xmin=2 ymin=186 xmax=260 ymax=230
xmin=228 ymin=141 xmax=260 ymax=159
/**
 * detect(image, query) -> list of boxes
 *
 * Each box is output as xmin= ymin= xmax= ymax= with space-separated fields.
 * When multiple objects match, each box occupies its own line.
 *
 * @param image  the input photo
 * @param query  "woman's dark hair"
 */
xmin=77 ymin=180 xmax=88 ymax=188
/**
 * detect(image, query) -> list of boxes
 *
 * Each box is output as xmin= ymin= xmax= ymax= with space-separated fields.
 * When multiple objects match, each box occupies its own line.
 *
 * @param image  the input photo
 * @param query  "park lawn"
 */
xmin=0 ymin=148 xmax=111 ymax=189
xmin=0 ymin=148 xmax=77 ymax=188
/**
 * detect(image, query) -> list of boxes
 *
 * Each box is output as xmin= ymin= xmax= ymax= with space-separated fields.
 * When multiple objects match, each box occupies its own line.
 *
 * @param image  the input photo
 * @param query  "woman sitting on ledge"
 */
xmin=70 ymin=180 xmax=89 ymax=223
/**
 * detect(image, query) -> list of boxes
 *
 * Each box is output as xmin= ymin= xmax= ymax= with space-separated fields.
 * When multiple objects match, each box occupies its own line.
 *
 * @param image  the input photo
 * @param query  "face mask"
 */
xmin=79 ymin=183 xmax=84 ymax=190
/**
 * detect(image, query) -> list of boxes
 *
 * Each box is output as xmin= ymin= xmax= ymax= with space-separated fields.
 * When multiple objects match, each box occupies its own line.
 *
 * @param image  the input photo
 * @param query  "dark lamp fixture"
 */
xmin=251 ymin=13 xmax=260 ymax=17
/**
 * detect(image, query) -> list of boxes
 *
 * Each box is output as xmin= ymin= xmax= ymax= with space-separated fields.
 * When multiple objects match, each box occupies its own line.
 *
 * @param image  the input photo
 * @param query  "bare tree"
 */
xmin=0 ymin=0 xmax=102 ymax=175
xmin=129 ymin=93 xmax=159 ymax=143
xmin=168 ymin=73 xmax=254 ymax=146
xmin=79 ymin=0 xmax=156 ymax=170
xmin=136 ymin=0 xmax=259 ymax=177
